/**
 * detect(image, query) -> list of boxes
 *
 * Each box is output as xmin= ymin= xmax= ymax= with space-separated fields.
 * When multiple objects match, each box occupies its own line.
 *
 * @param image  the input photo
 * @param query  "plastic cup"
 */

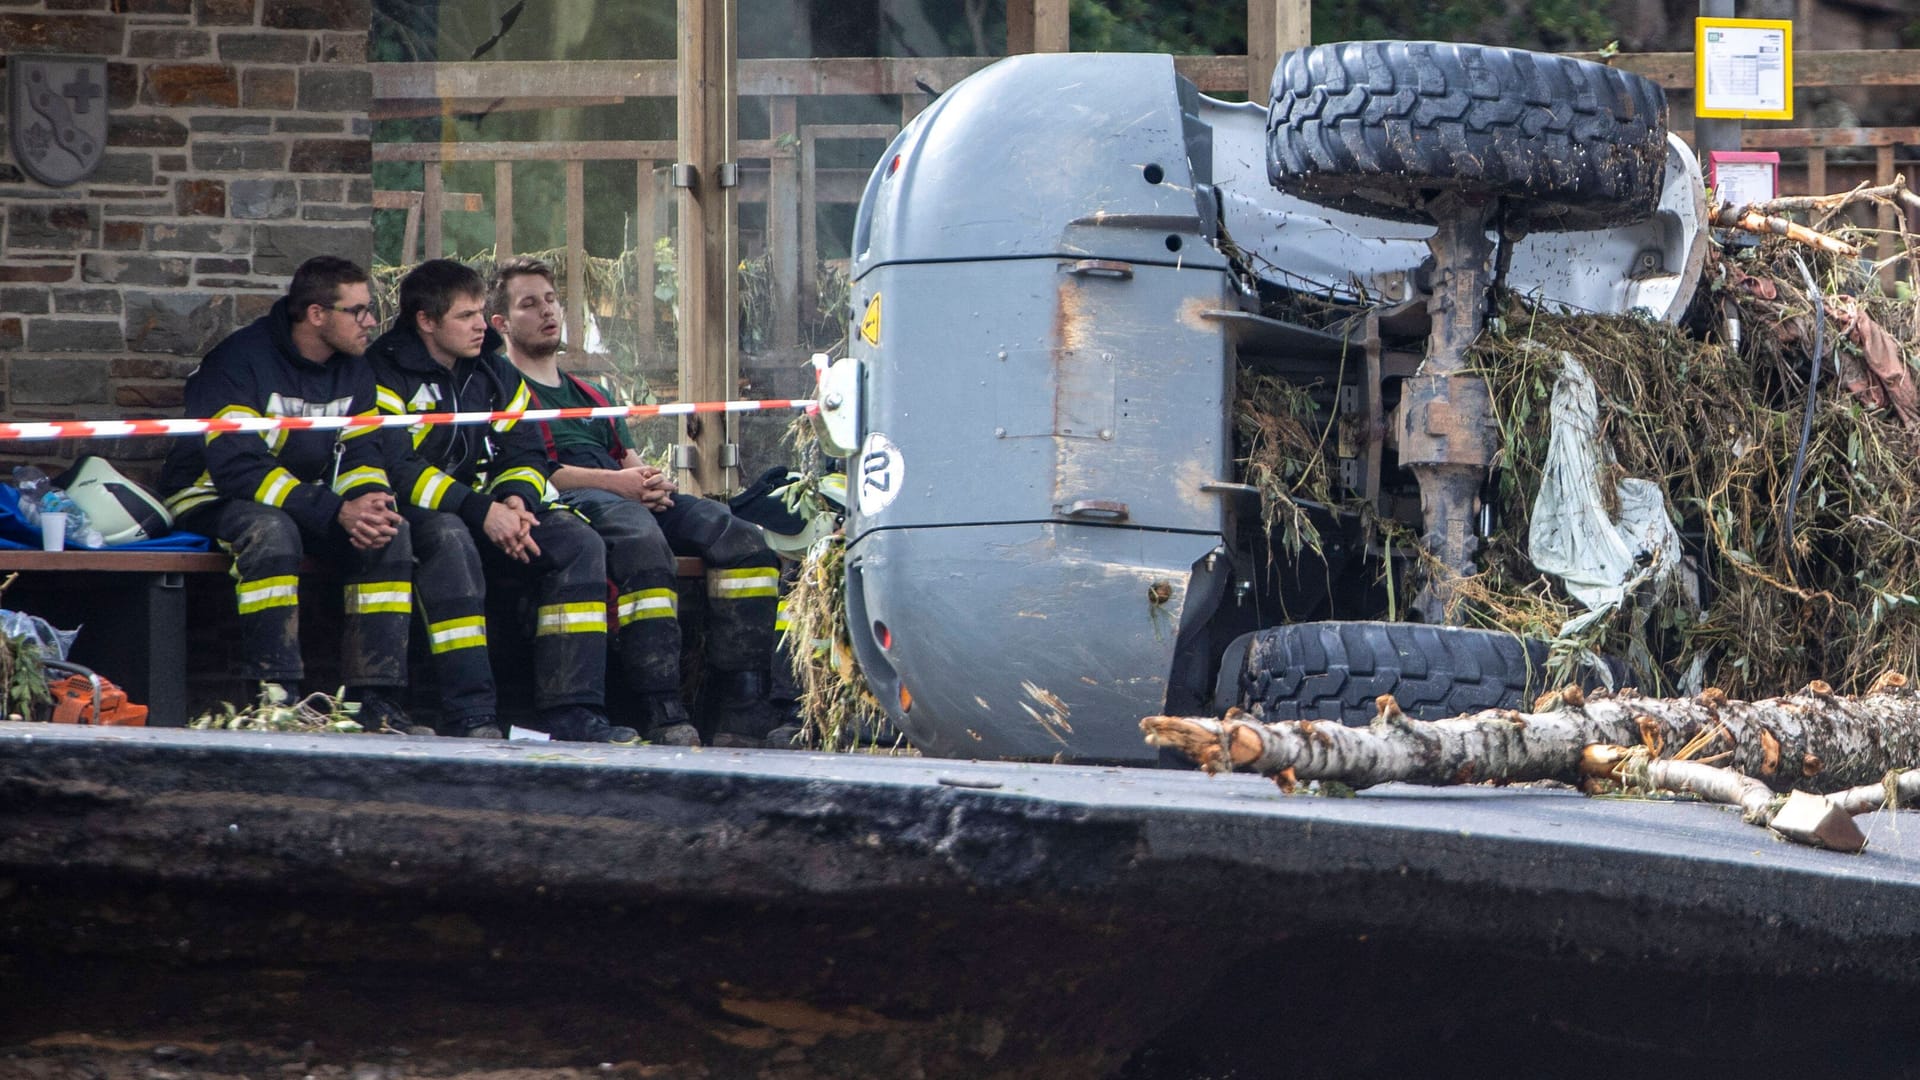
xmin=40 ymin=511 xmax=66 ymax=552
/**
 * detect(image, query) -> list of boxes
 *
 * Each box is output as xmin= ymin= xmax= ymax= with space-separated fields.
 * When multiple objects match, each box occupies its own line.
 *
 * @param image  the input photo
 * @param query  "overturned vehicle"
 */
xmin=825 ymin=43 xmax=1705 ymax=763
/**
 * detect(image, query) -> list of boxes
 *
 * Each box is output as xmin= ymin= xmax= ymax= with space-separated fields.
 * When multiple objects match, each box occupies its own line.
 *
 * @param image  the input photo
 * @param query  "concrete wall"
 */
xmin=0 ymin=0 xmax=373 ymax=481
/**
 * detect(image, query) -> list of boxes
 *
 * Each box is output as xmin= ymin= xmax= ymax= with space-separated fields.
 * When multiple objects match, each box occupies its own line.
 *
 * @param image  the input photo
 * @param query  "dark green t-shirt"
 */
xmin=524 ymin=373 xmax=630 ymax=470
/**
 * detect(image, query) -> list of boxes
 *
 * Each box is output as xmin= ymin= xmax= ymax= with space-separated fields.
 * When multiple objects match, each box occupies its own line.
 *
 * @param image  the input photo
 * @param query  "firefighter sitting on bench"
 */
xmin=488 ymin=256 xmax=783 ymax=747
xmin=160 ymin=256 xmax=420 ymax=732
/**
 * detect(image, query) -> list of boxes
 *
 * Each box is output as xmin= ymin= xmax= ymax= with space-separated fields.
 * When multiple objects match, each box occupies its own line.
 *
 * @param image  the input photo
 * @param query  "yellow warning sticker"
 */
xmin=859 ymin=294 xmax=882 ymax=346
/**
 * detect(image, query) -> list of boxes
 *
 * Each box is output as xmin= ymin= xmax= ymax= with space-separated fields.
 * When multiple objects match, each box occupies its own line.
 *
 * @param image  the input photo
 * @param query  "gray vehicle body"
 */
xmin=842 ymin=52 xmax=1705 ymax=764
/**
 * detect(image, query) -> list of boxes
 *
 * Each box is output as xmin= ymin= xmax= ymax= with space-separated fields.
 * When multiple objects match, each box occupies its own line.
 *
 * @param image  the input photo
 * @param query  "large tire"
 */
xmin=1221 ymin=621 xmax=1551 ymax=726
xmin=1266 ymin=41 xmax=1669 ymax=230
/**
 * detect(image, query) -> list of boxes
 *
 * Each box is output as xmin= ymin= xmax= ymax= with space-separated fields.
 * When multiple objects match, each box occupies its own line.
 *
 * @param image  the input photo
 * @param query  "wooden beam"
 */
xmin=565 ymin=159 xmax=586 ymax=357
xmin=798 ymin=126 xmax=817 ymax=333
xmin=1247 ymin=0 xmax=1310 ymax=102
xmin=1278 ymin=0 xmax=1310 ymax=55
xmin=422 ymin=161 xmax=444 ymax=260
xmin=803 ymin=124 xmax=899 ymax=141
xmin=1007 ymin=0 xmax=1033 ymax=53
xmin=1247 ymin=0 xmax=1277 ymax=103
xmin=636 ymin=162 xmax=659 ymax=364
xmin=1806 ymin=148 xmax=1827 ymax=196
xmin=494 ymin=162 xmax=513 ymax=257
xmin=734 ymin=165 xmax=870 ymax=204
xmin=675 ymin=0 xmax=739 ymax=496
xmin=373 ymin=189 xmax=484 ymax=212
xmin=372 ymin=96 xmax=623 ymax=121
xmin=376 ymin=151 xmax=872 ymax=205
xmin=373 ymin=55 xmax=1250 ymax=109
xmin=1878 ymin=145 xmax=1897 ymax=291
xmin=1739 ymin=126 xmax=1920 ymax=148
xmin=768 ymin=97 xmax=800 ymax=352
xmin=1033 ymin=0 xmax=1069 ymax=52
xmin=371 ymin=51 xmax=1920 ymax=111
xmin=401 ymin=202 xmax=420 ymax=266
xmin=1564 ymin=48 xmax=1920 ymax=90
xmin=718 ymin=0 xmax=741 ymax=493
xmin=377 ymin=140 xmax=675 ymax=162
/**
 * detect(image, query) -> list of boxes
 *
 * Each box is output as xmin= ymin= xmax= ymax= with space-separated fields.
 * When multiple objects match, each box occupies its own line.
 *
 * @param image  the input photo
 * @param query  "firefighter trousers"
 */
xmin=405 ymin=504 xmax=611 ymax=717
xmin=401 ymin=505 xmax=495 ymax=724
xmin=483 ymin=506 xmax=611 ymax=713
xmin=180 ymin=498 xmax=412 ymax=687
xmin=560 ymin=487 xmax=779 ymax=693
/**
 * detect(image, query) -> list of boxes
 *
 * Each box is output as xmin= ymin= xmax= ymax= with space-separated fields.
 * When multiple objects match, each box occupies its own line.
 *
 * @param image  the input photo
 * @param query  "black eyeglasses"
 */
xmin=329 ymin=303 xmax=378 ymax=323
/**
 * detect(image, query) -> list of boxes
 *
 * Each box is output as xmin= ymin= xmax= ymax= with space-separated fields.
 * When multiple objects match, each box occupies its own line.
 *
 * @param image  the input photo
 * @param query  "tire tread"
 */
xmin=1239 ymin=621 xmax=1551 ymax=726
xmin=1267 ymin=41 xmax=1668 ymax=228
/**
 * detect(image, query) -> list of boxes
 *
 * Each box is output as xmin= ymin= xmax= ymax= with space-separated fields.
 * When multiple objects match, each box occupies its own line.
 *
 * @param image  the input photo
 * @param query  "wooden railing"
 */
xmin=371 ymin=49 xmax=1920 ymax=358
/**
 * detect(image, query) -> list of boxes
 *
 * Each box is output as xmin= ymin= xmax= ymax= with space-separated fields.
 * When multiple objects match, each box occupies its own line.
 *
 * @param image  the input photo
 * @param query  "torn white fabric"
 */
xmin=1527 ymin=351 xmax=1685 ymax=638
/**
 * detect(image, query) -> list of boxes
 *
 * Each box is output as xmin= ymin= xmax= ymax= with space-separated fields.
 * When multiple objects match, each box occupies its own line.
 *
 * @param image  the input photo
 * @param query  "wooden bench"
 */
xmin=0 ymin=549 xmax=706 ymax=727
xmin=0 ymin=550 xmax=220 ymax=728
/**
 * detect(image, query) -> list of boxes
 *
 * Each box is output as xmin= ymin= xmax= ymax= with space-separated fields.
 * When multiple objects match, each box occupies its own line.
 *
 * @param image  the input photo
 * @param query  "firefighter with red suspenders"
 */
xmin=488 ymin=257 xmax=783 ymax=748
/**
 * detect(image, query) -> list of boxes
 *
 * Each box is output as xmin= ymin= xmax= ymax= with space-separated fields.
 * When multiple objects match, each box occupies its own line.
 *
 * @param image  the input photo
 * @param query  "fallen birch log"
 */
xmin=1709 ymin=203 xmax=1861 ymax=257
xmin=1141 ymin=674 xmax=1920 ymax=852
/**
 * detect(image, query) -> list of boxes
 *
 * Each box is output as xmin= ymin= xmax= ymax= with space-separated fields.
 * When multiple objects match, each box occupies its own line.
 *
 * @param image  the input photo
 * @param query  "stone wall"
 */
xmin=0 ymin=0 xmax=372 ymax=482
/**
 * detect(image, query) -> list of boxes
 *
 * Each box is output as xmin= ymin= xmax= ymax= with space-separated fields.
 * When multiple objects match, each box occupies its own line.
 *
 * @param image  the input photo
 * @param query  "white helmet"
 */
xmin=59 ymin=456 xmax=174 ymax=546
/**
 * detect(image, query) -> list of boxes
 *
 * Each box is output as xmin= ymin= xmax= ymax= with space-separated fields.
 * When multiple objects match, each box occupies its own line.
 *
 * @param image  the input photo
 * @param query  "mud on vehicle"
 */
xmin=824 ymin=42 xmax=1705 ymax=764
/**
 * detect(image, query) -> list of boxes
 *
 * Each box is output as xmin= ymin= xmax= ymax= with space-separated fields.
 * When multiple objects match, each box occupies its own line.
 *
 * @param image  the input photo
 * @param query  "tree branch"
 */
xmin=1738 ymin=176 xmax=1916 ymax=220
xmin=1143 ymin=676 xmax=1918 ymax=794
xmin=1709 ymin=203 xmax=1861 ymax=257
xmin=1143 ymin=680 xmax=1920 ymax=851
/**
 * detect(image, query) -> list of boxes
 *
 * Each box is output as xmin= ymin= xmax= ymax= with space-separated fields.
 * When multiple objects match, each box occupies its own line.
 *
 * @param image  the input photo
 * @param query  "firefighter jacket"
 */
xmin=160 ymin=297 xmax=392 ymax=532
xmin=364 ymin=323 xmax=554 ymax=534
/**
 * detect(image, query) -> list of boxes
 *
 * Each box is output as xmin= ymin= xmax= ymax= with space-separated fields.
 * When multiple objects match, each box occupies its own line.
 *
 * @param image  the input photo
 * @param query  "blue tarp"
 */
xmin=0 ymin=484 xmax=211 ymax=552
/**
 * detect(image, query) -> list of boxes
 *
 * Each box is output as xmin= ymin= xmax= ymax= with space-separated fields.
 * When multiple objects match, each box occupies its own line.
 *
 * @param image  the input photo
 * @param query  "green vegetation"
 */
xmin=1238 ymin=218 xmax=1920 ymax=699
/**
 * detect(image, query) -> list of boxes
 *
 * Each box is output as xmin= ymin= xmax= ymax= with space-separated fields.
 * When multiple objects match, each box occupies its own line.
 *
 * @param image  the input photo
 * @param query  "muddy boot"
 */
xmin=640 ymin=693 xmax=702 ymax=747
xmin=455 ymin=715 xmax=503 ymax=739
xmin=355 ymin=688 xmax=434 ymax=736
xmin=537 ymin=699 xmax=618 ymax=737
xmin=706 ymin=670 xmax=782 ymax=749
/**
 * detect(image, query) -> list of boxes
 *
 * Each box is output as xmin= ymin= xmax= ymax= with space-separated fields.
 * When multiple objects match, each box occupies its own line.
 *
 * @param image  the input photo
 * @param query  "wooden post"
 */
xmin=769 ymin=96 xmax=801 ymax=352
xmin=1877 ymin=145 xmax=1897 ymax=291
xmin=401 ymin=201 xmax=421 ymax=265
xmin=1806 ymin=148 xmax=1827 ymax=197
xmin=718 ymin=0 xmax=741 ymax=493
xmin=799 ymin=128 xmax=817 ymax=334
xmin=423 ymin=161 xmax=445 ymax=259
xmin=566 ymin=159 xmax=587 ymax=358
xmin=1007 ymin=0 xmax=1034 ymax=53
xmin=1248 ymin=0 xmax=1310 ymax=102
xmin=1034 ymin=0 xmax=1069 ymax=53
xmin=636 ymin=161 xmax=658 ymax=363
xmin=676 ymin=0 xmax=740 ymax=495
xmin=494 ymin=161 xmax=514 ymax=258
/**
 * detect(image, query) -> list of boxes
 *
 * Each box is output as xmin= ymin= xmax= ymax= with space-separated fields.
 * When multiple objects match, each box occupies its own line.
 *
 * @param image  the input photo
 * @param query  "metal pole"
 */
xmin=1695 ymin=0 xmax=1741 ymax=160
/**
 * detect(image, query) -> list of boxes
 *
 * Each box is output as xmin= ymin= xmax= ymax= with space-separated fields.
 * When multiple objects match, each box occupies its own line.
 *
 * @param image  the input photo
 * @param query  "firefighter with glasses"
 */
xmin=161 ymin=256 xmax=419 ymax=732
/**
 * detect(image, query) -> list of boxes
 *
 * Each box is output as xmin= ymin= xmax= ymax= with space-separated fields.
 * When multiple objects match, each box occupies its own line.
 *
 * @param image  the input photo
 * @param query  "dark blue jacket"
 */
xmin=160 ymin=297 xmax=390 ymax=534
xmin=364 ymin=323 xmax=553 ymax=535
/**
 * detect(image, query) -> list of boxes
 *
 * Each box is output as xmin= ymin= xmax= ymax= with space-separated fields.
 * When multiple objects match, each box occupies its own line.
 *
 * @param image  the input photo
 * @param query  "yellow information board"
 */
xmin=1695 ymin=17 xmax=1793 ymax=121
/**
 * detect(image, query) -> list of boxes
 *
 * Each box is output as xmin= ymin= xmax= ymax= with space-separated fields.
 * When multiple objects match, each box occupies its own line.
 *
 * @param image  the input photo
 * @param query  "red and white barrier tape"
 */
xmin=0 ymin=398 xmax=819 ymax=443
